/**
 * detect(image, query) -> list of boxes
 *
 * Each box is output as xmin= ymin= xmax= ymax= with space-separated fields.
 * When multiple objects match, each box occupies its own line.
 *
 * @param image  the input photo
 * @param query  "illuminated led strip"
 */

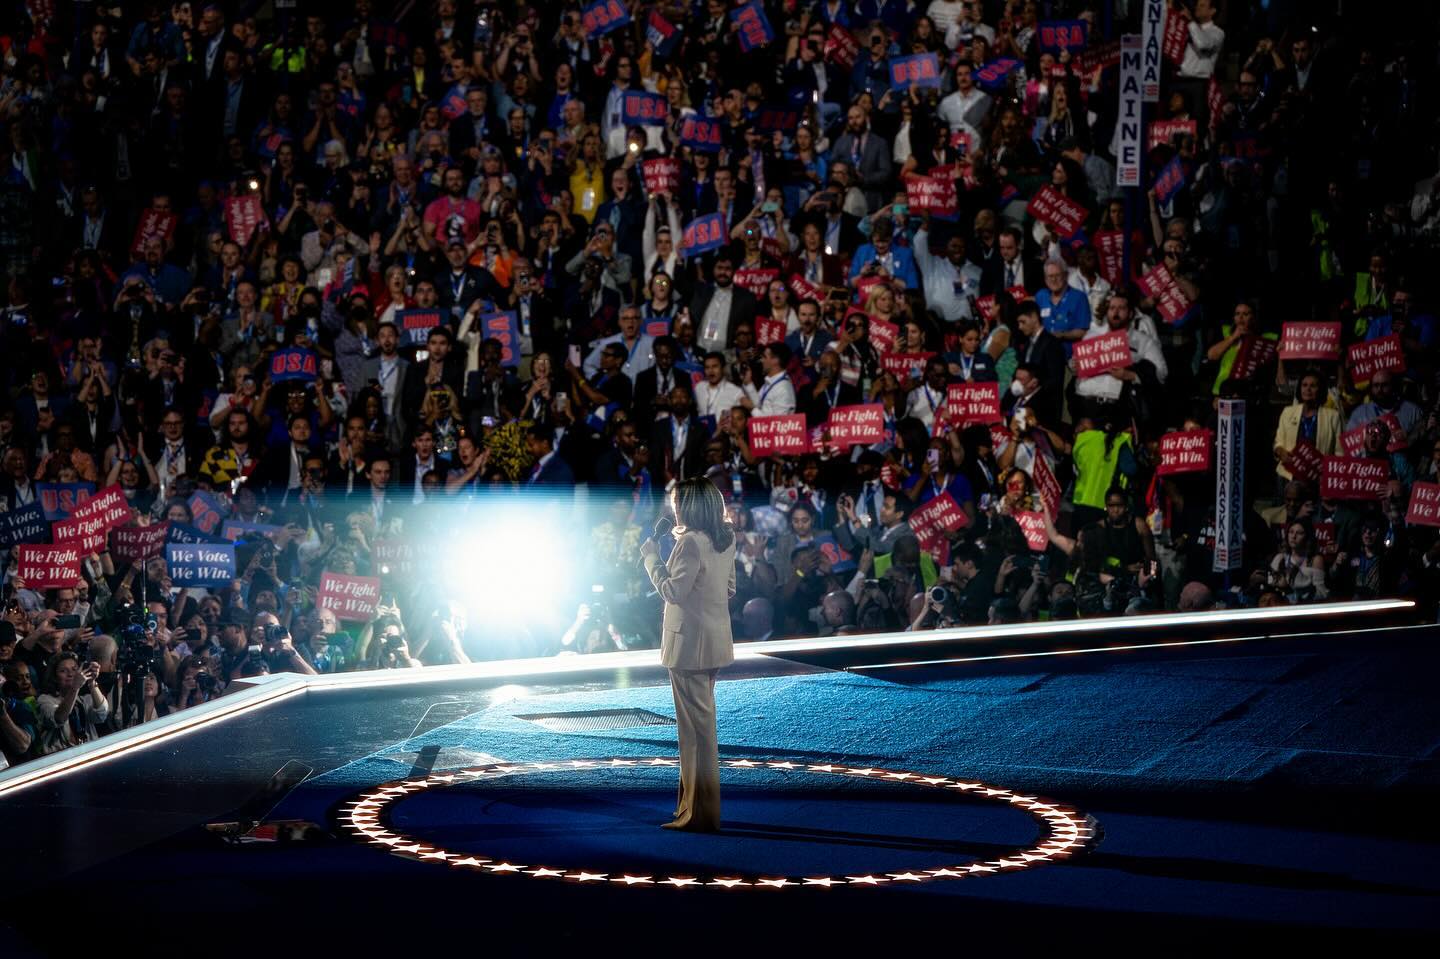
xmin=334 ymin=758 xmax=1096 ymax=888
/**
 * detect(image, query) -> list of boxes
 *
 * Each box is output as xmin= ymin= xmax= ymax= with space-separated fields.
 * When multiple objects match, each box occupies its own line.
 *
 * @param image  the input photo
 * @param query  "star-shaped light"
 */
xmin=568 ymin=760 xmax=596 ymax=769
xmin=807 ymin=764 xmax=837 ymax=772
xmin=393 ymin=844 xmax=423 ymax=854
xmin=527 ymin=763 xmax=557 ymax=770
xmin=494 ymin=766 xmax=525 ymax=774
xmin=847 ymin=767 xmax=879 ymax=777
xmin=646 ymin=758 xmax=677 ymax=766
xmin=802 ymin=877 xmax=837 ymax=887
xmin=608 ymin=759 xmax=636 ymax=766
xmin=419 ymin=851 xmax=450 ymax=861
xmin=427 ymin=774 xmax=456 ymax=784
xmin=767 ymin=761 xmax=798 ymax=769
xmin=728 ymin=760 xmax=759 ymax=767
xmin=919 ymin=776 xmax=951 ymax=785
xmin=886 ymin=872 xmax=926 ymax=882
xmin=526 ymin=867 xmax=565 ymax=877
xmin=568 ymin=872 xmax=609 ymax=882
xmin=452 ymin=857 xmax=490 ymax=868
xmin=756 ymin=878 xmax=794 ymax=888
xmin=926 ymin=868 xmax=966 ymax=878
xmin=1020 ymin=852 xmax=1051 ymax=862
xmin=845 ymin=875 xmax=887 ymax=885
xmin=966 ymin=864 xmax=998 ymax=874
xmin=662 ymin=877 xmax=700 ymax=887
xmin=983 ymin=788 xmax=1011 ymax=797
xmin=369 ymin=837 xmax=402 ymax=846
xmin=883 ymin=772 xmax=914 ymax=780
xmin=708 ymin=878 xmax=748 ymax=888
xmin=486 ymin=862 xmax=524 ymax=873
xmin=610 ymin=875 xmax=652 ymax=885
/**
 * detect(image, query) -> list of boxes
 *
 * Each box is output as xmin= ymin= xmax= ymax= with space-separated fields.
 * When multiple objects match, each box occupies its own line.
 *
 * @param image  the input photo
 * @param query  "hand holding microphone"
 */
xmin=641 ymin=512 xmax=675 ymax=562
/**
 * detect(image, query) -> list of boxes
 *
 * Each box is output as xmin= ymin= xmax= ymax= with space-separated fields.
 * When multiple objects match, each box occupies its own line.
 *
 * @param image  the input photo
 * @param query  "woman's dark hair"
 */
xmin=673 ymin=477 xmax=735 ymax=552
xmin=40 ymin=651 xmax=81 ymax=697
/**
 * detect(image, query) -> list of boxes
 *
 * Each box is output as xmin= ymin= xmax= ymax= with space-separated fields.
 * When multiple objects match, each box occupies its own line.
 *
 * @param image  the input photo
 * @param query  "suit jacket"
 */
xmin=980 ymin=253 xmax=1043 ymax=297
xmin=785 ymin=250 xmax=847 ymax=289
xmin=1012 ymin=330 xmax=1067 ymax=424
xmin=827 ymin=131 xmax=892 ymax=209
xmin=650 ymin=415 xmax=709 ymax=487
xmin=643 ymin=530 xmax=737 ymax=670
xmin=513 ymin=292 xmax=563 ymax=361
xmin=527 ymin=452 xmax=576 ymax=486
xmin=688 ymin=284 xmax=758 ymax=351
xmin=632 ymin=364 xmax=693 ymax=426
xmin=434 ymin=266 xmax=500 ymax=316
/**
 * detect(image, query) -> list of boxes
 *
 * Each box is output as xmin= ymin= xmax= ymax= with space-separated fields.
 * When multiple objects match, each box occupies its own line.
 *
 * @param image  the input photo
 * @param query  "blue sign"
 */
xmin=269 ymin=346 xmax=318 ymax=382
xmin=813 ymin=532 xmax=857 ymax=574
xmin=623 ymin=91 xmax=669 ymax=127
xmin=36 ymin=482 xmax=96 ymax=522
xmin=646 ymin=10 xmax=682 ymax=57
xmin=167 ymin=522 xmax=222 ymax=546
xmin=730 ymin=2 xmax=775 ymax=52
xmin=1153 ymin=156 xmax=1188 ymax=207
xmin=0 ymin=502 xmax=48 ymax=547
xmin=681 ymin=213 xmax=728 ymax=257
xmin=165 ymin=542 xmax=236 ymax=587
xmin=440 ymin=83 xmax=468 ymax=120
xmin=1037 ymin=20 xmax=1089 ymax=55
xmin=188 ymin=491 xmax=227 ymax=536
xmin=582 ymin=0 xmax=630 ymax=37
xmin=975 ymin=57 xmax=1022 ymax=92
xmin=397 ymin=308 xmax=444 ymax=348
xmin=680 ymin=116 xmax=723 ymax=153
xmin=222 ymin=520 xmax=282 ymax=543
xmin=888 ymin=53 xmax=943 ymax=90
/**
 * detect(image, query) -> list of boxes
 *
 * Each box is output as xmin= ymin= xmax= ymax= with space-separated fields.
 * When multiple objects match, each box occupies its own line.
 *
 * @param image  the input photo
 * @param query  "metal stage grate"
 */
xmin=515 ymin=708 xmax=675 ymax=733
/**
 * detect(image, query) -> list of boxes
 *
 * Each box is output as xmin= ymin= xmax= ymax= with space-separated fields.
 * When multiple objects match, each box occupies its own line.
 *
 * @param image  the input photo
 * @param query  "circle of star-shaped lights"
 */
xmin=335 ymin=758 xmax=1097 ymax=889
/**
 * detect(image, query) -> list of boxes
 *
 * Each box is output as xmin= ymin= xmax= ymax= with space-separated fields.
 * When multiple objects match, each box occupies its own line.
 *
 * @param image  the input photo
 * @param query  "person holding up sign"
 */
xmin=1273 ymin=370 xmax=1341 ymax=486
xmin=1074 ymin=291 xmax=1168 ymax=417
xmin=1344 ymin=370 xmax=1423 ymax=445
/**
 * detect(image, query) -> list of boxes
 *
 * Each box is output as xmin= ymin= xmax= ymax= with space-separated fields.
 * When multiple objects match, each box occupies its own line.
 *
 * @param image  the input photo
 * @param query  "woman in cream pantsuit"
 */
xmin=640 ymin=477 xmax=737 ymax=832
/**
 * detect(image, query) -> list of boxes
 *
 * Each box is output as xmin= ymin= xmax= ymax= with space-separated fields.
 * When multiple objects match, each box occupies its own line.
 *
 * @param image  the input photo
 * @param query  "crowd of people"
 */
xmin=3 ymin=0 xmax=1439 ymax=768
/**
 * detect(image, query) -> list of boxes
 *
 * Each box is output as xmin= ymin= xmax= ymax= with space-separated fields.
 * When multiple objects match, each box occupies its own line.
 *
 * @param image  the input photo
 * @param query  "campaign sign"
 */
xmin=130 ymin=208 xmax=177 ymax=259
xmin=1026 ymin=186 xmax=1088 ymax=239
xmin=1283 ymin=440 xmax=1324 ymax=482
xmin=867 ymin=317 xmax=899 ymax=355
xmin=945 ymin=382 xmax=1002 ymax=427
xmin=269 ymin=346 xmax=319 ymax=381
xmin=1094 ymin=230 xmax=1126 ymax=286
xmin=222 ymin=520 xmax=282 ymax=543
xmin=582 ymin=0 xmax=630 ymax=37
xmin=905 ymin=176 xmax=957 ymax=216
xmin=1163 ymin=3 xmax=1190 ymax=65
xmin=483 ymin=311 xmax=521 ymax=366
xmin=1153 ymin=156 xmax=1187 ymax=207
xmin=824 ymin=24 xmax=859 ymax=69
xmin=747 ymin=414 xmax=809 ymax=457
xmin=754 ymin=316 xmax=787 ymax=347
xmin=1076 ymin=38 xmax=1122 ymax=75
xmin=1406 ymin=482 xmax=1440 ymax=527
xmin=1029 ymin=454 xmax=1061 ymax=519
xmin=812 ymin=532 xmax=856 ymax=574
xmin=439 ymin=83 xmax=468 ymax=120
xmin=756 ymin=105 xmax=801 ymax=133
xmin=36 ymin=482 xmax=95 ymax=522
xmin=646 ymin=10 xmax=682 ymax=57
xmin=52 ymin=515 xmax=109 ymax=555
xmin=109 ymin=522 xmax=169 ymax=563
xmin=1014 ymin=511 xmax=1049 ymax=552
xmin=881 ymin=352 xmax=936 ymax=380
xmin=1320 ymin=456 xmax=1389 ymax=501
xmin=1278 ymin=322 xmax=1342 ymax=361
xmin=1136 ymin=262 xmax=1190 ymax=323
xmin=889 ymin=53 xmax=942 ymax=90
xmin=224 ymin=193 xmax=268 ymax=247
xmin=1340 ymin=414 xmax=1407 ymax=456
xmin=730 ymin=2 xmax=774 ymax=52
xmin=826 ymin=404 xmax=886 ymax=449
xmin=1148 ymin=118 xmax=1197 ymax=150
xmin=166 ymin=542 xmax=236 ymax=587
xmin=1157 ymin=429 xmax=1212 ymax=475
xmin=1073 ymin=330 xmax=1132 ymax=379
xmin=975 ymin=57 xmax=1021 ymax=92
xmin=318 ymin=572 xmax=382 ymax=622
xmin=680 ymin=116 xmax=723 ymax=152
xmin=1346 ymin=335 xmax=1405 ymax=386
xmin=681 ymin=213 xmax=727 ymax=258
xmin=1339 ymin=424 xmax=1367 ymax=458
xmin=397 ymin=308 xmax=443 ymax=348
xmin=909 ymin=492 xmax=969 ymax=555
xmin=1140 ymin=0 xmax=1165 ymax=101
xmin=17 ymin=544 xmax=82 ymax=589
xmin=0 ymin=502 xmax=48 ymax=548
xmin=1038 ymin=20 xmax=1089 ymax=54
xmin=188 ymin=491 xmax=226 ymax=536
xmin=644 ymin=320 xmax=671 ymax=339
xmin=622 ymin=90 xmax=668 ymax=126
xmin=734 ymin=267 xmax=779 ymax=300
xmin=641 ymin=157 xmax=682 ymax=195
xmin=374 ymin=539 xmax=416 ymax=579
xmin=70 ymin=483 xmax=130 ymax=533
xmin=1231 ymin=336 xmax=1278 ymax=382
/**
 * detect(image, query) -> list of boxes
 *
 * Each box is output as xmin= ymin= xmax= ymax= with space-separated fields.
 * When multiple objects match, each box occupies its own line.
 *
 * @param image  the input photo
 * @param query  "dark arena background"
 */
xmin=3 ymin=0 xmax=1440 ymax=950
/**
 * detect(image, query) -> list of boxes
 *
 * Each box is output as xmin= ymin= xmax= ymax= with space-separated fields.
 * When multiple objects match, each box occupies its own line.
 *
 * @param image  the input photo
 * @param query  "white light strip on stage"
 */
xmin=0 ymin=599 xmax=1416 ymax=797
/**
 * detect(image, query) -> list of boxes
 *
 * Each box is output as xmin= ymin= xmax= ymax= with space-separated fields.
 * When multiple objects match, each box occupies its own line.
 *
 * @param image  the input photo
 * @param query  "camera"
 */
xmin=264 ymin=624 xmax=289 ymax=645
xmin=55 ymin=614 xmax=81 ymax=629
xmin=928 ymin=585 xmax=948 ymax=604
xmin=196 ymin=669 xmax=217 ymax=694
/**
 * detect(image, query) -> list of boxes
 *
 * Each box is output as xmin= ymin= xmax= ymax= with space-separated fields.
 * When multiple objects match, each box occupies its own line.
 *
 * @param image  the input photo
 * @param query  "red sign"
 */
xmin=1314 ymin=520 xmax=1338 ymax=556
xmin=1014 ymin=511 xmax=1049 ymax=552
xmin=867 ymin=316 xmax=899 ymax=354
xmin=1320 ymin=456 xmax=1389 ymax=500
xmin=1230 ymin=337 xmax=1278 ymax=382
xmin=70 ymin=484 xmax=130 ymax=534
xmin=17 ymin=544 xmax=82 ymax=589
xmin=1073 ymin=330 xmax=1132 ymax=379
xmin=224 ymin=193 xmax=268 ymax=247
xmin=1094 ymin=230 xmax=1126 ymax=286
xmin=1278 ymin=322 xmax=1341 ymax=361
xmin=786 ymin=273 xmax=824 ymax=304
xmin=754 ymin=316 xmax=787 ymax=346
xmin=110 ymin=523 xmax=170 ymax=564
xmin=1406 ymin=482 xmax=1440 ymax=527
xmin=1341 ymin=415 xmax=1408 ymax=456
xmin=1162 ymin=5 xmax=1190 ymax=65
xmin=1148 ymin=118 xmax=1197 ymax=150
xmin=130 ymin=207 xmax=177 ymax=259
xmin=747 ymin=414 xmax=810 ymax=456
xmin=318 ymin=572 xmax=382 ymax=622
xmin=374 ymin=539 xmax=415 ymax=578
xmin=909 ymin=492 xmax=969 ymax=556
xmin=824 ymin=24 xmax=859 ymax=68
xmin=905 ymin=176 xmax=957 ymax=216
xmin=1075 ymin=38 xmax=1121 ymax=75
xmin=1283 ymin=440 xmax=1323 ymax=482
xmin=1032 ymin=454 xmax=1062 ymax=517
xmin=881 ymin=352 xmax=935 ymax=380
xmin=1025 ymin=186 xmax=1088 ymax=239
xmin=1136 ymin=262 xmax=1190 ymax=323
xmin=641 ymin=157 xmax=681 ymax=195
xmin=735 ymin=267 xmax=780 ymax=300
xmin=826 ymin=404 xmax=886 ymax=449
xmin=1346 ymin=335 xmax=1405 ymax=386
xmin=1157 ymin=429 xmax=1212 ymax=475
xmin=974 ymin=285 xmax=1030 ymax=324
xmin=944 ymin=382 xmax=1002 ymax=427
xmin=52 ymin=515 xmax=108 ymax=555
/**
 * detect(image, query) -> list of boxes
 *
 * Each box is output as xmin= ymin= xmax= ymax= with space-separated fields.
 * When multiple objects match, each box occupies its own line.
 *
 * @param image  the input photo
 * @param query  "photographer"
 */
xmin=167 ymin=654 xmax=220 ymax=713
xmin=35 ymin=651 xmax=109 ymax=756
xmin=358 ymin=606 xmax=421 ymax=669
xmin=252 ymin=612 xmax=317 ymax=675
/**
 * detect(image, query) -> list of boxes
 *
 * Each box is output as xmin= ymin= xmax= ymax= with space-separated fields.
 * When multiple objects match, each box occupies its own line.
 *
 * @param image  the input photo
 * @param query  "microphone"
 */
xmin=653 ymin=514 xmax=675 ymax=540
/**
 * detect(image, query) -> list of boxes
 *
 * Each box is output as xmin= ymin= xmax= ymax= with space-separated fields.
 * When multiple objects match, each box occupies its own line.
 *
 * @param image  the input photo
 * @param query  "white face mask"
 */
xmin=1009 ymin=380 xmax=1026 ymax=397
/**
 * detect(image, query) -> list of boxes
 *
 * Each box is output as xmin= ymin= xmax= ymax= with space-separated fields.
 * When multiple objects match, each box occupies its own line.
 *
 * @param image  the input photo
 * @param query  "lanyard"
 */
xmin=758 ymin=374 xmax=787 ymax=407
xmin=959 ymin=354 xmax=974 ymax=380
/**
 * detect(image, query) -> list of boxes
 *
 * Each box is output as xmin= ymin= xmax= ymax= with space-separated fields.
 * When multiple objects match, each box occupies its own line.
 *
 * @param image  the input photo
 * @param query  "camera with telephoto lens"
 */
xmin=196 ymin=669 xmax=217 ymax=694
xmin=114 ymin=604 xmax=164 ymax=677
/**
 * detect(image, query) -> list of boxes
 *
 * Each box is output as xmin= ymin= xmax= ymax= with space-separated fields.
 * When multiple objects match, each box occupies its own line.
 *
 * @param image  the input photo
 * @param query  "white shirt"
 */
xmin=905 ymin=383 xmax=946 ymax=431
xmin=583 ymin=333 xmax=656 ymax=381
xmin=1074 ymin=324 xmax=1169 ymax=402
xmin=926 ymin=0 xmax=967 ymax=32
xmin=412 ymin=456 xmax=436 ymax=503
xmin=377 ymin=355 xmax=401 ymax=415
xmin=744 ymin=371 xmax=796 ymax=417
xmin=937 ymin=86 xmax=991 ymax=136
xmin=1180 ymin=21 xmax=1225 ymax=79
xmin=914 ymin=228 xmax=981 ymax=322
xmin=1068 ymin=269 xmax=1113 ymax=325
xmin=695 ymin=378 xmax=744 ymax=423
xmin=699 ymin=286 xmax=733 ymax=353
